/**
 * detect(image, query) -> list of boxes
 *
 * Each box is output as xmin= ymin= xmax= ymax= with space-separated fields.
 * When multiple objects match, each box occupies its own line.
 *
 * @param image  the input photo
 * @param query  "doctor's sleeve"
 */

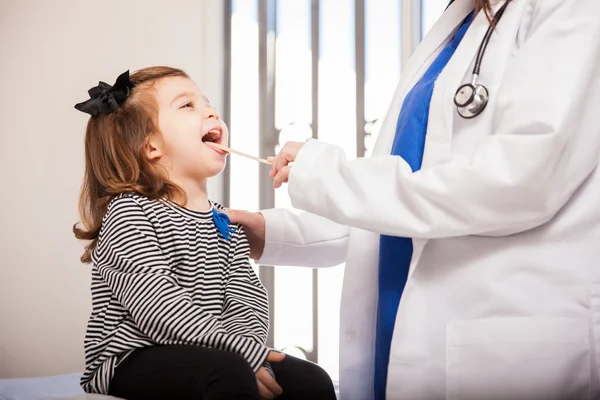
xmin=258 ymin=208 xmax=350 ymax=267
xmin=285 ymin=0 xmax=600 ymax=239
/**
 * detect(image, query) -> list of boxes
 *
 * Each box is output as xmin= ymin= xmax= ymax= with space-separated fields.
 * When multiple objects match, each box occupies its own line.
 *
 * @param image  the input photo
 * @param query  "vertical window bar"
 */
xmin=401 ymin=0 xmax=420 ymax=67
xmin=355 ymin=0 xmax=366 ymax=158
xmin=258 ymin=0 xmax=277 ymax=349
xmin=411 ymin=0 xmax=423 ymax=46
xmin=414 ymin=0 xmax=423 ymax=43
xmin=309 ymin=0 xmax=320 ymax=364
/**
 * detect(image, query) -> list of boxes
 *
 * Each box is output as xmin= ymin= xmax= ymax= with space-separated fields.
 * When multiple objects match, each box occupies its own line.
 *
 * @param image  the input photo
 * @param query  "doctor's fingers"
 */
xmin=272 ymin=166 xmax=291 ymax=189
xmin=269 ymin=142 xmax=304 ymax=177
xmin=223 ymin=209 xmax=264 ymax=230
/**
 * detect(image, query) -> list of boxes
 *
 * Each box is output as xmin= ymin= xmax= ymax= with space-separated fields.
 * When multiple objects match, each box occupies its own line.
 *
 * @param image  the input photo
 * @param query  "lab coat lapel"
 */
xmin=408 ymin=1 xmax=510 ymax=283
xmin=433 ymin=1 xmax=507 ymax=150
xmin=371 ymin=0 xmax=475 ymax=158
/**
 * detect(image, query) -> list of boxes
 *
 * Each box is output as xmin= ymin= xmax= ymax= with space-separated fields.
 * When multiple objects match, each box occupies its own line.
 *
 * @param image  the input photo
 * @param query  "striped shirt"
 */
xmin=81 ymin=193 xmax=270 ymax=394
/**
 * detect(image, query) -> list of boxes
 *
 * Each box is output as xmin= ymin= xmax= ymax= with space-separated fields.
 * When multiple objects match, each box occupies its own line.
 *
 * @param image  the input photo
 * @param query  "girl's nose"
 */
xmin=203 ymin=106 xmax=219 ymax=120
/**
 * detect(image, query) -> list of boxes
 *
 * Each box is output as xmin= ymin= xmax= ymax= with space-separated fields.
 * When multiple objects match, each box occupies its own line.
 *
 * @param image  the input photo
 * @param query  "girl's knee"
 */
xmin=309 ymin=364 xmax=335 ymax=391
xmin=294 ymin=361 xmax=336 ymax=398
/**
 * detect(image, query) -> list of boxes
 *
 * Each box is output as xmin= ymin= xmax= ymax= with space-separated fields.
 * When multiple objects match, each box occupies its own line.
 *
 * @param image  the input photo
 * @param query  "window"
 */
xmin=226 ymin=0 xmax=448 ymax=381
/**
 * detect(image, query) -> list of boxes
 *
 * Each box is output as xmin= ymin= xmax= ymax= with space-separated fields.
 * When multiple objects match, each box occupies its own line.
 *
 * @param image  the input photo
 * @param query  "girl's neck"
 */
xmin=173 ymin=177 xmax=211 ymax=212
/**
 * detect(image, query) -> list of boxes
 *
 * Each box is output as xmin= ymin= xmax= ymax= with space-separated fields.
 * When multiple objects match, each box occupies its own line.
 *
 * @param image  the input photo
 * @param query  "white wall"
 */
xmin=0 ymin=0 xmax=225 ymax=378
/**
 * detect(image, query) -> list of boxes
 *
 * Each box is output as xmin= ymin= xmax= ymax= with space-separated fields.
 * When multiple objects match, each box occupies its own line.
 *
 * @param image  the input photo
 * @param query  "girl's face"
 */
xmin=149 ymin=76 xmax=229 ymax=183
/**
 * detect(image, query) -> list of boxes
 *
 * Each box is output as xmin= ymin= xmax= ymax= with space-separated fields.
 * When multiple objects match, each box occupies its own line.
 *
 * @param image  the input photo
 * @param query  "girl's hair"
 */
xmin=73 ymin=66 xmax=188 ymax=263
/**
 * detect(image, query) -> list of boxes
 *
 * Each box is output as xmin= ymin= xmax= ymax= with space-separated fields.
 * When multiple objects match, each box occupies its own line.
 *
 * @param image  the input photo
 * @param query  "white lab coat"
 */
xmin=259 ymin=0 xmax=600 ymax=398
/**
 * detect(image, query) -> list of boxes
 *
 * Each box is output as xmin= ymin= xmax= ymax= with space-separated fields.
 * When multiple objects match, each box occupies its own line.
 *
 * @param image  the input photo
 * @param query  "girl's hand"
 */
xmin=256 ymin=351 xmax=286 ymax=399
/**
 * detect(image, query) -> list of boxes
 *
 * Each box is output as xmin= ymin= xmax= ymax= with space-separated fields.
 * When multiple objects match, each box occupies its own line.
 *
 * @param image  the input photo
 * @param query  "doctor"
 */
xmin=228 ymin=0 xmax=600 ymax=398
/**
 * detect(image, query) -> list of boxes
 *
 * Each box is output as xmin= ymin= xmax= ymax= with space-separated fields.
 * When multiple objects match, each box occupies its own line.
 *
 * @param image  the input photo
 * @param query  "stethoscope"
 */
xmin=453 ymin=1 xmax=511 ymax=119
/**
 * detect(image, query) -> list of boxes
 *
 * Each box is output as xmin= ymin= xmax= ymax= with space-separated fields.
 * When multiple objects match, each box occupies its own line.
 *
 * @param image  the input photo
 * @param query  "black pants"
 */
xmin=108 ymin=345 xmax=337 ymax=400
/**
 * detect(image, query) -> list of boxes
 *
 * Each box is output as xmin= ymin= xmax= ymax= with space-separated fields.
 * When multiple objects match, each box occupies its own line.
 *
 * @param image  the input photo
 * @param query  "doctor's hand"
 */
xmin=223 ymin=209 xmax=266 ymax=260
xmin=256 ymin=351 xmax=285 ymax=399
xmin=270 ymin=141 xmax=305 ymax=189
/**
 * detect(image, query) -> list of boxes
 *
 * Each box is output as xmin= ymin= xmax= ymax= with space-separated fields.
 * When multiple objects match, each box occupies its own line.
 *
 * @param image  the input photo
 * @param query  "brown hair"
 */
xmin=476 ymin=0 xmax=497 ymax=25
xmin=73 ymin=66 xmax=188 ymax=263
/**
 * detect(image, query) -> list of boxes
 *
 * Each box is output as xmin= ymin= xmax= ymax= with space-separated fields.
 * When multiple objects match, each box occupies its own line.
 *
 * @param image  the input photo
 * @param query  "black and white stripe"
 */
xmin=81 ymin=193 xmax=270 ymax=394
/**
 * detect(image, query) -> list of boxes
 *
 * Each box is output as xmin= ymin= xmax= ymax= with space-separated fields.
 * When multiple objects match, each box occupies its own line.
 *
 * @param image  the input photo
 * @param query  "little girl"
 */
xmin=73 ymin=67 xmax=336 ymax=400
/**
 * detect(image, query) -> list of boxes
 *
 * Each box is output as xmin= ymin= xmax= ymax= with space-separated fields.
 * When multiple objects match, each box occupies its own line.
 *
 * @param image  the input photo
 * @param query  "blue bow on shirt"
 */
xmin=212 ymin=208 xmax=236 ymax=241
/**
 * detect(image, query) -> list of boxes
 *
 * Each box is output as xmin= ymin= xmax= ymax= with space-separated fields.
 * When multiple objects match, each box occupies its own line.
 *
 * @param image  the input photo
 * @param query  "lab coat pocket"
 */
xmin=445 ymin=317 xmax=590 ymax=400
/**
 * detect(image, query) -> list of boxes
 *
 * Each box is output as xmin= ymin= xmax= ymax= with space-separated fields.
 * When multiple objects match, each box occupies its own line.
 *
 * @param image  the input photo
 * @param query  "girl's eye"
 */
xmin=180 ymin=102 xmax=193 ymax=109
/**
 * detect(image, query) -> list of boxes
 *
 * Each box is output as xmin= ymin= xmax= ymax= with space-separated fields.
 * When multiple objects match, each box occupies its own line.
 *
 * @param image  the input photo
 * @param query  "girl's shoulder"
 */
xmin=102 ymin=192 xmax=171 ymax=229
xmin=105 ymin=192 xmax=155 ymax=214
xmin=101 ymin=193 xmax=149 ymax=224
xmin=94 ymin=193 xmax=157 ymax=261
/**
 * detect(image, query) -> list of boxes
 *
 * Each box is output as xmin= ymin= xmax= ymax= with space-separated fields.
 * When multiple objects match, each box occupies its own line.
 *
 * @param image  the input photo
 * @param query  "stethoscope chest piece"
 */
xmin=453 ymin=0 xmax=511 ymax=119
xmin=454 ymin=82 xmax=489 ymax=119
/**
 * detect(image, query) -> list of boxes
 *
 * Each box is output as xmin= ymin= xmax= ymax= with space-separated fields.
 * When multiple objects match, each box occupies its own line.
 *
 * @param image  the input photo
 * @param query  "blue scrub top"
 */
xmin=374 ymin=11 xmax=475 ymax=399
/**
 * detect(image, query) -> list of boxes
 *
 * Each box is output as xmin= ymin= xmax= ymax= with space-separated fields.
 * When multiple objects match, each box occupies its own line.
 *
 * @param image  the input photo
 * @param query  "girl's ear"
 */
xmin=145 ymin=133 xmax=163 ymax=161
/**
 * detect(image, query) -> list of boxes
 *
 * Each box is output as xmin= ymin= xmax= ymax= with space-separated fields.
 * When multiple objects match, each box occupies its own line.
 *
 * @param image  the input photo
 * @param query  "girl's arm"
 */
xmin=94 ymin=196 xmax=270 ymax=372
xmin=222 ymin=225 xmax=269 ymax=343
xmin=222 ymin=225 xmax=274 ymax=375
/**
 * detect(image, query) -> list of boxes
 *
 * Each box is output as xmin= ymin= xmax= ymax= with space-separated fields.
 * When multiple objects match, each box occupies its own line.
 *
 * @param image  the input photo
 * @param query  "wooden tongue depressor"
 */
xmin=205 ymin=141 xmax=272 ymax=165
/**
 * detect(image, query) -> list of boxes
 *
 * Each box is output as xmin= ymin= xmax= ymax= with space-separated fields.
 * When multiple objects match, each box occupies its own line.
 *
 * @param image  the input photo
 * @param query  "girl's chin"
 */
xmin=203 ymin=159 xmax=227 ymax=179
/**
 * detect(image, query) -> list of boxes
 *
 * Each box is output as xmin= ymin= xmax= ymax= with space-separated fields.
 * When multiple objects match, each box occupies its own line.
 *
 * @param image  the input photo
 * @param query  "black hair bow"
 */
xmin=74 ymin=70 xmax=134 ymax=117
